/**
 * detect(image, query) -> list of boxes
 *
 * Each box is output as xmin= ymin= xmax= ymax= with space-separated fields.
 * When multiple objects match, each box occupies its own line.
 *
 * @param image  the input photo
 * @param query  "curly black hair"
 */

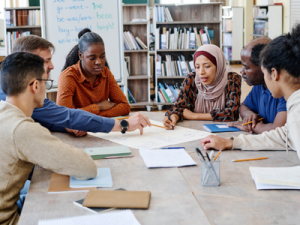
xmin=62 ymin=28 xmax=110 ymax=71
xmin=260 ymin=23 xmax=300 ymax=80
xmin=249 ymin=43 xmax=268 ymax=67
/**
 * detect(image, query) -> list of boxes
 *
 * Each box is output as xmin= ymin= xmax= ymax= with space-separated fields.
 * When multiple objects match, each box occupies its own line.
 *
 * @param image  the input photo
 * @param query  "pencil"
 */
xmin=167 ymin=114 xmax=174 ymax=130
xmin=242 ymin=117 xmax=264 ymax=126
xmin=115 ymin=117 xmax=166 ymax=129
xmin=213 ymin=150 xmax=221 ymax=161
xmin=231 ymin=157 xmax=268 ymax=162
xmin=152 ymin=124 xmax=166 ymax=129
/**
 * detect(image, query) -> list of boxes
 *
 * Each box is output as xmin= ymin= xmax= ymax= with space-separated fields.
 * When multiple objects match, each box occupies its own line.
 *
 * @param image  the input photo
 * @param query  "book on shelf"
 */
xmin=223 ymin=47 xmax=232 ymax=61
xmin=156 ymin=27 xmax=212 ymax=50
xmin=155 ymin=6 xmax=173 ymax=22
xmin=123 ymin=31 xmax=147 ymax=50
xmin=254 ymin=20 xmax=268 ymax=36
xmin=156 ymin=54 xmax=194 ymax=77
xmin=223 ymin=19 xmax=232 ymax=32
xmin=253 ymin=6 xmax=268 ymax=18
xmin=157 ymin=83 xmax=182 ymax=103
xmin=6 ymin=31 xmax=31 ymax=54
xmin=223 ymin=33 xmax=232 ymax=46
xmin=223 ymin=7 xmax=233 ymax=17
xmin=13 ymin=9 xmax=41 ymax=26
xmin=127 ymin=88 xmax=136 ymax=103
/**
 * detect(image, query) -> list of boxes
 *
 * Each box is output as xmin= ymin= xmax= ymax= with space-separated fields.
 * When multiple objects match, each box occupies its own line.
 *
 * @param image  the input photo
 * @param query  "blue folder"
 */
xmin=203 ymin=124 xmax=241 ymax=133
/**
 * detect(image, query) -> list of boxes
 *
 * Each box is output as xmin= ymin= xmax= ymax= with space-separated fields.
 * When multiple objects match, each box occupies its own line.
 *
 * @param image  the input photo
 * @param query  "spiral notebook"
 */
xmin=38 ymin=210 xmax=140 ymax=225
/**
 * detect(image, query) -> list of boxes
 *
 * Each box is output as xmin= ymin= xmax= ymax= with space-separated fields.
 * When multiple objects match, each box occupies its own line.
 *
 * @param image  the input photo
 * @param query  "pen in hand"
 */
xmin=167 ymin=114 xmax=174 ymax=130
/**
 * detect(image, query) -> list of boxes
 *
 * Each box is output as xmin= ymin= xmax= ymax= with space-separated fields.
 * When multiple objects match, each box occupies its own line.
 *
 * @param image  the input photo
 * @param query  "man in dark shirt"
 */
xmin=228 ymin=37 xmax=287 ymax=134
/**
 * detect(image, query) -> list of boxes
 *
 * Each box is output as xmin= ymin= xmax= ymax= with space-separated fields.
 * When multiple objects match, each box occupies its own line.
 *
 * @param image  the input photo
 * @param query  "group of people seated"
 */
xmin=1 ymin=24 xmax=300 ymax=225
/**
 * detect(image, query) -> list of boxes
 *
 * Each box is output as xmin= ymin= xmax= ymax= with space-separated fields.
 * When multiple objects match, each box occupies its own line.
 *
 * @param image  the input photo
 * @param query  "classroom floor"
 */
xmin=132 ymin=64 xmax=252 ymax=112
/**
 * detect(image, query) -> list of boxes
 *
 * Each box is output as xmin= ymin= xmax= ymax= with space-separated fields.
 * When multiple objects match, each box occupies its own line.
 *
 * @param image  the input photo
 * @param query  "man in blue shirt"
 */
xmin=228 ymin=37 xmax=287 ymax=134
xmin=0 ymin=35 xmax=150 ymax=135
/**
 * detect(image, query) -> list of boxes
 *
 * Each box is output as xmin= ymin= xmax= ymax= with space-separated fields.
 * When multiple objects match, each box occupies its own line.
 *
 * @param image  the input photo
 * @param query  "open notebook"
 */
xmin=38 ymin=210 xmax=140 ymax=225
xmin=249 ymin=166 xmax=300 ymax=190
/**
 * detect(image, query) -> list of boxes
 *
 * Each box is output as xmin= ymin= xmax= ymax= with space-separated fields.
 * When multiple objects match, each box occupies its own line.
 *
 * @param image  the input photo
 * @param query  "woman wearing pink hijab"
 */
xmin=163 ymin=44 xmax=241 ymax=130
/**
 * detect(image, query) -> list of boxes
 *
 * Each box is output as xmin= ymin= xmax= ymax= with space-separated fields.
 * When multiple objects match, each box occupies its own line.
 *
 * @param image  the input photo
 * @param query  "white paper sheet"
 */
xmin=249 ymin=166 xmax=300 ymax=189
xmin=216 ymin=125 xmax=229 ymax=129
xmin=139 ymin=149 xmax=197 ymax=168
xmin=89 ymin=120 xmax=211 ymax=150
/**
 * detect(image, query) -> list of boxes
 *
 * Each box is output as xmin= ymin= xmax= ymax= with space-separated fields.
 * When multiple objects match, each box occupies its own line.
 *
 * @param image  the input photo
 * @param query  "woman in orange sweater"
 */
xmin=57 ymin=28 xmax=130 ymax=117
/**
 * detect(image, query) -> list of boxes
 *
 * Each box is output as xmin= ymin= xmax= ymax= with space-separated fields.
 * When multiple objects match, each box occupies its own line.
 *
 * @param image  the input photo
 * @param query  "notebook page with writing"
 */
xmin=38 ymin=210 xmax=140 ymax=225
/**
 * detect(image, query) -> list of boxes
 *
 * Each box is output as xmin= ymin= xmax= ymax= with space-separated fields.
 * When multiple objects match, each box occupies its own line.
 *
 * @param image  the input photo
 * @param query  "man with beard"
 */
xmin=228 ymin=37 xmax=287 ymax=134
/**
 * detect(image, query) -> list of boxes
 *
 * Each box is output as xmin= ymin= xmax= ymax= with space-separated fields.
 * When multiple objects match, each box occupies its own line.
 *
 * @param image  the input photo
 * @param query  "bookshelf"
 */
xmin=251 ymin=5 xmax=282 ymax=39
xmin=123 ymin=4 xmax=152 ymax=109
xmin=153 ymin=3 xmax=222 ymax=109
xmin=4 ymin=6 xmax=41 ymax=55
xmin=222 ymin=6 xmax=243 ymax=62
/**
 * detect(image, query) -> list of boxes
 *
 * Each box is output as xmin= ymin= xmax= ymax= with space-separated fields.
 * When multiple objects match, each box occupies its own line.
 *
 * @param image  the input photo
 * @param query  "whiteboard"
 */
xmin=41 ymin=0 xmax=124 ymax=86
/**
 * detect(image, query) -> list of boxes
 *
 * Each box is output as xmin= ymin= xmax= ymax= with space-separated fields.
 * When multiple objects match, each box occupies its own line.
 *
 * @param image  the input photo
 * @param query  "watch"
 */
xmin=120 ymin=120 xmax=129 ymax=134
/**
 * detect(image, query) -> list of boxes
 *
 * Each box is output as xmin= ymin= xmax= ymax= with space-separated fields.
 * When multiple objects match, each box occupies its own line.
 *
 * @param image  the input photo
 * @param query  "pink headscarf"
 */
xmin=193 ymin=44 xmax=228 ymax=114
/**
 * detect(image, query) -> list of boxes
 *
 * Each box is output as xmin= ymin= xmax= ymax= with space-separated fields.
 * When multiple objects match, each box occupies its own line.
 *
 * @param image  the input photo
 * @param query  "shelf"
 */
xmin=253 ymin=17 xmax=268 ymax=19
xmin=5 ymin=6 xmax=40 ymax=10
xmin=129 ymin=102 xmax=153 ymax=106
xmin=155 ymin=102 xmax=174 ymax=106
xmin=6 ymin=26 xmax=41 ymax=29
xmin=149 ymin=51 xmax=155 ymax=55
xmin=123 ymin=4 xmax=148 ymax=7
xmin=127 ymin=75 xmax=151 ymax=80
xmin=156 ymin=21 xmax=221 ymax=24
xmin=156 ymin=49 xmax=196 ymax=52
xmin=222 ymin=16 xmax=232 ymax=19
xmin=222 ymin=31 xmax=232 ymax=33
xmin=123 ymin=22 xmax=148 ymax=25
xmin=250 ymin=34 xmax=267 ymax=37
xmin=157 ymin=76 xmax=186 ymax=79
xmin=222 ymin=44 xmax=232 ymax=47
xmin=124 ymin=50 xmax=148 ymax=53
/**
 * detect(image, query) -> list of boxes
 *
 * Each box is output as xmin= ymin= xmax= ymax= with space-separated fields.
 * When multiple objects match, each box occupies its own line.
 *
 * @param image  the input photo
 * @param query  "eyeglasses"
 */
xmin=29 ymin=79 xmax=54 ymax=90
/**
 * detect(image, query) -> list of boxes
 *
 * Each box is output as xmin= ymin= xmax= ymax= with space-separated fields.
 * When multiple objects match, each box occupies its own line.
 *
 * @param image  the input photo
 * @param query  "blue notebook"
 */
xmin=203 ymin=124 xmax=241 ymax=133
xmin=70 ymin=168 xmax=113 ymax=188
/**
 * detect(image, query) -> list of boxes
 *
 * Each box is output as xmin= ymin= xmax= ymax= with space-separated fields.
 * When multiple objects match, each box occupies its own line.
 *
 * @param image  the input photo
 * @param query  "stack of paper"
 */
xmin=70 ymin=168 xmax=113 ymax=188
xmin=249 ymin=166 xmax=300 ymax=190
xmin=139 ymin=148 xmax=197 ymax=168
xmin=84 ymin=146 xmax=132 ymax=159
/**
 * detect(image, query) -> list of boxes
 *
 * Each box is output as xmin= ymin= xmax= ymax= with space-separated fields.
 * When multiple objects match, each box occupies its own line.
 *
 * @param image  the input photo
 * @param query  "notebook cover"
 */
xmin=84 ymin=146 xmax=132 ymax=160
xmin=83 ymin=190 xmax=151 ymax=209
xmin=203 ymin=124 xmax=241 ymax=133
xmin=48 ymin=173 xmax=96 ymax=193
xmin=70 ymin=168 xmax=113 ymax=188
xmin=74 ymin=188 xmax=126 ymax=213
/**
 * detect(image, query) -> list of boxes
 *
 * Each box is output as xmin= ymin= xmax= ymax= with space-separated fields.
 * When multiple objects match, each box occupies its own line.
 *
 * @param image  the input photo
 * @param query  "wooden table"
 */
xmin=19 ymin=112 xmax=300 ymax=225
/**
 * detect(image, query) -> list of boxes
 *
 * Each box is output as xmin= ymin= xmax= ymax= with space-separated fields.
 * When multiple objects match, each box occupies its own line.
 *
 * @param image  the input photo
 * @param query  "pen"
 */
xmin=116 ymin=117 xmax=165 ymax=129
xmin=161 ymin=147 xmax=185 ymax=149
xmin=231 ymin=157 xmax=268 ymax=162
xmin=242 ymin=118 xmax=264 ymax=126
xmin=205 ymin=152 xmax=211 ymax=161
xmin=104 ymin=155 xmax=133 ymax=159
xmin=167 ymin=114 xmax=174 ymax=130
xmin=195 ymin=148 xmax=205 ymax=161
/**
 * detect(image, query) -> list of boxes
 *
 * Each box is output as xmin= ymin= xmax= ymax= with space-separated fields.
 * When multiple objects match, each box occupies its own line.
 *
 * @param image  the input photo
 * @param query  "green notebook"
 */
xmin=84 ymin=146 xmax=132 ymax=160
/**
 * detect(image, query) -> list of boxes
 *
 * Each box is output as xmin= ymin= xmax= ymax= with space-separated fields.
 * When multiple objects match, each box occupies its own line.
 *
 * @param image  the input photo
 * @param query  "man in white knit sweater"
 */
xmin=0 ymin=52 xmax=98 ymax=225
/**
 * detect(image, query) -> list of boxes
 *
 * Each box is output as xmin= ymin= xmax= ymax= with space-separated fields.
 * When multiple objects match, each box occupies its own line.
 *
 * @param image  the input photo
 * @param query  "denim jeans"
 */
xmin=17 ymin=180 xmax=30 ymax=215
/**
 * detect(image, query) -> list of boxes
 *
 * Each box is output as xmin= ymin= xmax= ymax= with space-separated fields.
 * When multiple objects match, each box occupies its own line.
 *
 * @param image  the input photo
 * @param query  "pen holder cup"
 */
xmin=200 ymin=158 xmax=220 ymax=187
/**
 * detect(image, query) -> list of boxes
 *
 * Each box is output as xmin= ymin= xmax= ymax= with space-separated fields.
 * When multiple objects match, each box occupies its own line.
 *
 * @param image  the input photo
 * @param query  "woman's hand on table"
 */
xmin=163 ymin=114 xmax=179 ymax=130
xmin=96 ymin=100 xmax=117 ymax=111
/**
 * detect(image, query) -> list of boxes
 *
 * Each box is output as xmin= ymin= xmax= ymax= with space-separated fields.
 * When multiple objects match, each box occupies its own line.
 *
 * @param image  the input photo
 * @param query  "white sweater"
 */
xmin=0 ymin=101 xmax=97 ymax=225
xmin=233 ymin=89 xmax=300 ymax=158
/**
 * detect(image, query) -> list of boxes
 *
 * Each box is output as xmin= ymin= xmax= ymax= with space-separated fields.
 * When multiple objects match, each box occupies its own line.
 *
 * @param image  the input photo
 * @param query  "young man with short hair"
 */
xmin=0 ymin=35 xmax=150 ymax=136
xmin=0 ymin=52 xmax=98 ymax=225
xmin=228 ymin=37 xmax=287 ymax=134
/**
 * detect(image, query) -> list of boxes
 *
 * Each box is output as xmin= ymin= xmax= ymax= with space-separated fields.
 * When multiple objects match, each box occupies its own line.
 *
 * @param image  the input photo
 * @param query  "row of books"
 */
xmin=254 ymin=20 xmax=268 ymax=36
xmin=120 ymin=86 xmax=137 ymax=104
xmin=157 ymin=83 xmax=182 ymax=103
xmin=6 ymin=31 xmax=31 ymax=54
xmin=223 ymin=33 xmax=232 ymax=46
xmin=253 ymin=7 xmax=267 ymax=18
xmin=155 ymin=6 xmax=173 ymax=22
xmin=5 ymin=10 xmax=41 ymax=27
xmin=156 ymin=54 xmax=195 ymax=77
xmin=223 ymin=47 xmax=232 ymax=61
xmin=155 ymin=27 xmax=213 ymax=50
xmin=223 ymin=19 xmax=232 ymax=32
xmin=123 ymin=31 xmax=147 ymax=50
